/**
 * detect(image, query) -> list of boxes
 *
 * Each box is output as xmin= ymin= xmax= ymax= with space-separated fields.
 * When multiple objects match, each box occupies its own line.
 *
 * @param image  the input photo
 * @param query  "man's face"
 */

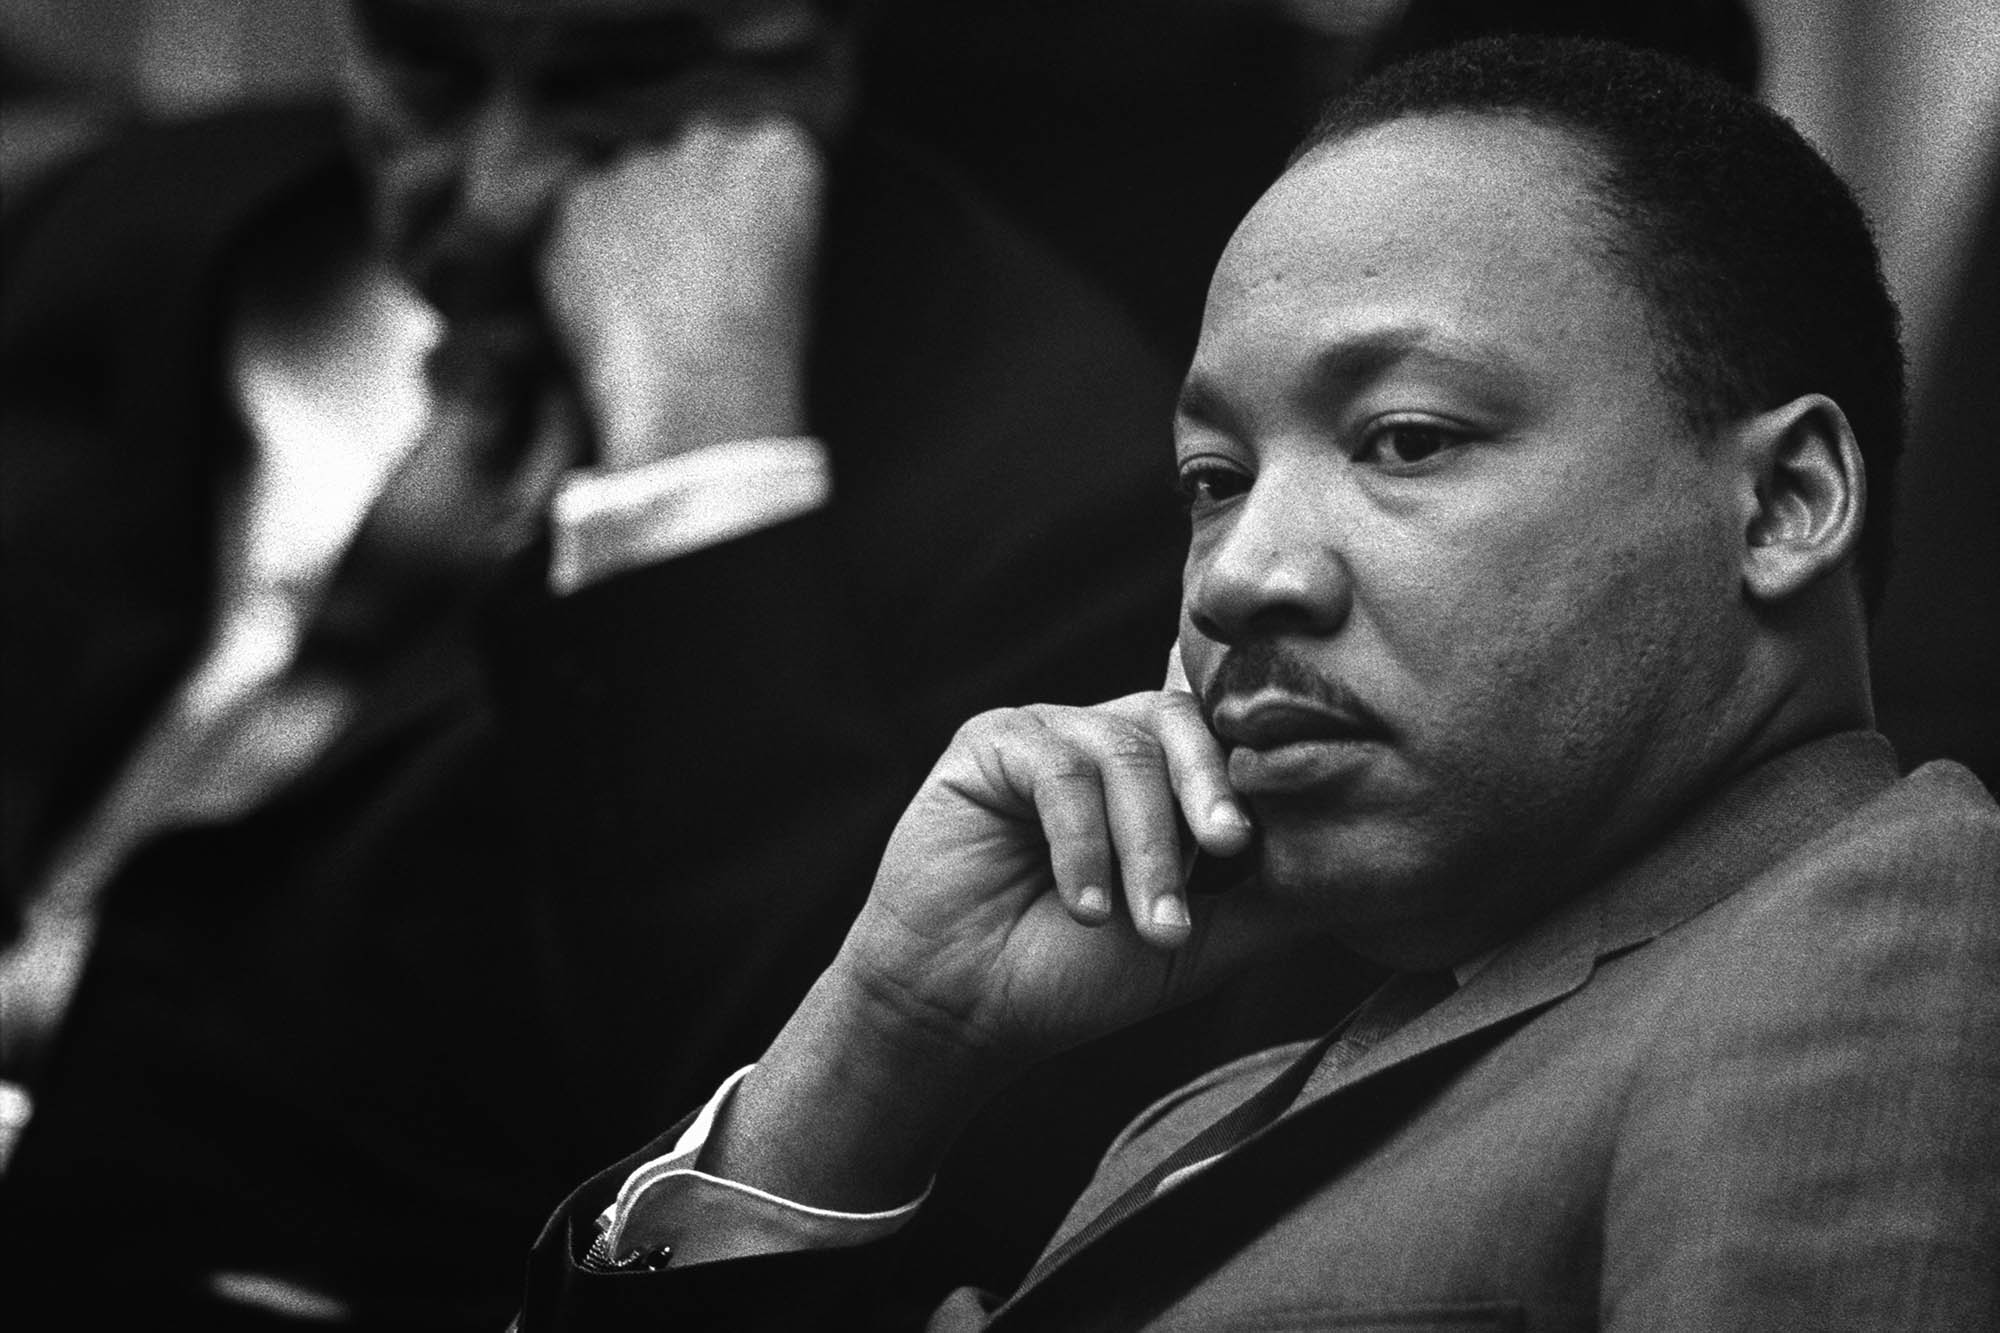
xmin=1177 ymin=114 xmax=1753 ymax=967
xmin=338 ymin=0 xmax=844 ymax=319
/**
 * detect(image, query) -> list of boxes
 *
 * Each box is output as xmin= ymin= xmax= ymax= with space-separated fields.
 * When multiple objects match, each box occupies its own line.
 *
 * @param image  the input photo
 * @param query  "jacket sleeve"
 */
xmin=514 ymin=1116 xmax=1003 ymax=1332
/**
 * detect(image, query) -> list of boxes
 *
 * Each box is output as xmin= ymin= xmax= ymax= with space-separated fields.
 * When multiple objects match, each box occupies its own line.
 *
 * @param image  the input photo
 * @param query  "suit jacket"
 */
xmin=519 ymin=731 xmax=2000 ymax=1330
xmin=1 ymin=106 xmax=344 ymax=913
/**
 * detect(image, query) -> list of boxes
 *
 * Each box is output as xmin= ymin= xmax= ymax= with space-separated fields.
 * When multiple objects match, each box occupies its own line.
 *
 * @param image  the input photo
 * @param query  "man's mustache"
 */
xmin=1197 ymin=641 xmax=1383 ymax=737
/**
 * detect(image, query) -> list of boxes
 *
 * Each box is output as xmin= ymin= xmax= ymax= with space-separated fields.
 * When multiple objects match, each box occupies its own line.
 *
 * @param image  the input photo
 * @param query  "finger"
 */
xmin=1048 ymin=710 xmax=1190 ymax=950
xmin=1103 ymin=692 xmax=1252 ymax=859
xmin=1149 ymin=692 xmax=1254 ymax=858
xmin=1001 ymin=720 xmax=1116 ymax=928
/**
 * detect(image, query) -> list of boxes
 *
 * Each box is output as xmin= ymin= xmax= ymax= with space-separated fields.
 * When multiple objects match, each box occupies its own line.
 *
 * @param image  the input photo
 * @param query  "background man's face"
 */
xmin=338 ymin=0 xmax=843 ymax=320
xmin=1177 ymin=114 xmax=1753 ymax=966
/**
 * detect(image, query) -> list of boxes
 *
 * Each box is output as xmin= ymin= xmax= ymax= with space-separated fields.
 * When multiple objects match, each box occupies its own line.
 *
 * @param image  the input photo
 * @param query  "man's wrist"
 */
xmin=699 ymin=963 xmax=1005 ymax=1213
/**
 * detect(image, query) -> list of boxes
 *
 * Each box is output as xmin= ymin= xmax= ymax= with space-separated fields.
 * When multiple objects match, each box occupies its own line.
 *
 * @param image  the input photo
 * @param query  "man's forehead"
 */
xmin=1182 ymin=114 xmax=1650 ymax=422
xmin=1208 ymin=114 xmax=1612 ymax=326
xmin=1270 ymin=114 xmax=1599 ymax=247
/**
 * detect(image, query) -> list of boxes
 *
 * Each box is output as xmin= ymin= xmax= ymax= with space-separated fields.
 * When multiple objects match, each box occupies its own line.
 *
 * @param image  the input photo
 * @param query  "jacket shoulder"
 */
xmin=1599 ymin=757 xmax=2000 ymax=1327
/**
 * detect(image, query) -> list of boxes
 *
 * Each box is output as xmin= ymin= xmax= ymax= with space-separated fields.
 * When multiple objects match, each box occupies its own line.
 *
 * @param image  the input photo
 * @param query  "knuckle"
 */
xmin=1040 ymin=755 xmax=1103 ymax=792
xmin=1046 ymin=705 xmax=1146 ymax=751
xmin=954 ymin=707 xmax=1022 ymax=748
xmin=1098 ymin=690 xmax=1162 ymax=724
xmin=1096 ymin=727 xmax=1167 ymax=774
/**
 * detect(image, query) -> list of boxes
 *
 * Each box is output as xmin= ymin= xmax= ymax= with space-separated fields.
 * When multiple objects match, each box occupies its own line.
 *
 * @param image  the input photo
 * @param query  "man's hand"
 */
xmin=695 ymin=692 xmax=1296 ymax=1217
xmin=842 ymin=692 xmax=1277 ymax=1067
xmin=541 ymin=115 xmax=825 ymax=468
xmin=316 ymin=114 xmax=823 ymax=642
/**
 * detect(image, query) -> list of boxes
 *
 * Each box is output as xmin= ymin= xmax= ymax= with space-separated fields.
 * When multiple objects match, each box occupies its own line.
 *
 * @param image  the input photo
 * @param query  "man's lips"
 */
xmin=1211 ymin=692 xmax=1383 ymax=794
xmin=1212 ymin=691 xmax=1377 ymax=748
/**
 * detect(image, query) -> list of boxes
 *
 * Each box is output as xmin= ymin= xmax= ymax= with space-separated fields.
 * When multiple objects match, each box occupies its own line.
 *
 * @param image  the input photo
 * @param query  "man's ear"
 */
xmin=1732 ymin=394 xmax=1866 ymax=604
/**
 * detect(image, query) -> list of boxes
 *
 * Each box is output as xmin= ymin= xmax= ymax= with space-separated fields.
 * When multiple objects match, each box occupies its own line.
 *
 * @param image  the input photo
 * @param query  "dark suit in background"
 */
xmin=1 ymin=101 xmax=1303 ymax=1329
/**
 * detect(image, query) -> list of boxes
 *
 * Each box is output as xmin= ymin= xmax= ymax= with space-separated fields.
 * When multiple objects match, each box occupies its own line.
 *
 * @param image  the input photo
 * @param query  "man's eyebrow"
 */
xmin=1306 ymin=326 xmax=1528 ymax=392
xmin=1178 ymin=325 xmax=1530 ymax=428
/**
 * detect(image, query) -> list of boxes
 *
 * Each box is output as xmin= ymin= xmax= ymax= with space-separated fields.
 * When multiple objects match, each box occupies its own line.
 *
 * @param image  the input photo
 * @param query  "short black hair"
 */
xmin=1295 ymin=36 xmax=1905 ymax=609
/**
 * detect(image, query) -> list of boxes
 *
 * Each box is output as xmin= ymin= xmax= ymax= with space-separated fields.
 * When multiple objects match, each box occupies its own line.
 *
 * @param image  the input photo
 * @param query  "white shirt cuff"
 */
xmin=594 ymin=1065 xmax=928 ymax=1268
xmin=548 ymin=437 xmax=832 ymax=595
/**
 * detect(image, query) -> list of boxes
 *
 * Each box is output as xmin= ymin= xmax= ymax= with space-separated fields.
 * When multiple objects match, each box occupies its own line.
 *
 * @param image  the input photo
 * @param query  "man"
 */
xmin=1 ymin=0 xmax=1196 ymax=1324
xmin=518 ymin=37 xmax=2000 ymax=1329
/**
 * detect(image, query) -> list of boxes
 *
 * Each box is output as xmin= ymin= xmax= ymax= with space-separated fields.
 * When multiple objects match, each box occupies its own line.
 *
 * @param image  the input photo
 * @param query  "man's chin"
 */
xmin=1247 ymin=814 xmax=1444 ymax=930
xmin=1251 ymin=794 xmax=1397 ymax=868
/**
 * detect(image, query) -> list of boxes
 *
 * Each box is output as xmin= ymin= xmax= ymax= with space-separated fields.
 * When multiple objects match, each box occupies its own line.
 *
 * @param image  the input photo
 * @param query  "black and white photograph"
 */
xmin=2 ymin=2 xmax=1996 ymax=1328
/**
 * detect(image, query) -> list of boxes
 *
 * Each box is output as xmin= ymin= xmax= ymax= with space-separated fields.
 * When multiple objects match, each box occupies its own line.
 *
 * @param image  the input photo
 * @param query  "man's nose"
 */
xmin=1185 ymin=481 xmax=1353 ymax=646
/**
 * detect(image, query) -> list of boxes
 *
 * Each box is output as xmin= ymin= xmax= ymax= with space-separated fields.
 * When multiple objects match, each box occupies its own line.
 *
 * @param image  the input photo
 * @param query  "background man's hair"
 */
xmin=1295 ymin=36 xmax=1905 ymax=610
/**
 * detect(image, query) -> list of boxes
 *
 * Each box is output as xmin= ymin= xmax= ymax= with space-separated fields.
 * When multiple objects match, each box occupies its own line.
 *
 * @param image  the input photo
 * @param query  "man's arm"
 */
xmin=676 ymin=694 xmax=1284 ymax=1231
xmin=513 ymin=690 xmax=1294 ymax=1331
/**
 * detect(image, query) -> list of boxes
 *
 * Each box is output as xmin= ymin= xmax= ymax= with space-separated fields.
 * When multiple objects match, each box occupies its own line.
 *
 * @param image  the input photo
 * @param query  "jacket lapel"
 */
xmin=992 ymin=731 xmax=1899 ymax=1329
xmin=987 ymin=982 xmax=1563 ymax=1329
xmin=1305 ymin=901 xmax=1598 ymax=1107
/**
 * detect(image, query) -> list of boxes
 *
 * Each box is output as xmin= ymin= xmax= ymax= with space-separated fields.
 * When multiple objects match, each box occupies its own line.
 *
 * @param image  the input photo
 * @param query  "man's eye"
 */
xmin=1174 ymin=461 xmax=1250 ymax=513
xmin=1356 ymin=421 xmax=1465 ymax=468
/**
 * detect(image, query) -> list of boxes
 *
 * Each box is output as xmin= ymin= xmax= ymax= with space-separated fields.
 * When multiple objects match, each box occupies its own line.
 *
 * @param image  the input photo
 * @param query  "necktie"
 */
xmin=1019 ymin=970 xmax=1456 ymax=1290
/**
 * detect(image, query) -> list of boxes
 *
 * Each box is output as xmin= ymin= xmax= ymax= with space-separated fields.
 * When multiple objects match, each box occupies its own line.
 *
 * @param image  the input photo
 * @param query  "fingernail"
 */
xmin=1077 ymin=885 xmax=1110 ymax=918
xmin=1152 ymin=896 xmax=1190 ymax=931
xmin=1210 ymin=800 xmax=1251 ymax=831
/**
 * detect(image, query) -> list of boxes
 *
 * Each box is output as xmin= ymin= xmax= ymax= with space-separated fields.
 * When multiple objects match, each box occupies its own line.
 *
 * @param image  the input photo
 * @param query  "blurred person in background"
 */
xmin=2 ymin=0 xmax=1195 ymax=1324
